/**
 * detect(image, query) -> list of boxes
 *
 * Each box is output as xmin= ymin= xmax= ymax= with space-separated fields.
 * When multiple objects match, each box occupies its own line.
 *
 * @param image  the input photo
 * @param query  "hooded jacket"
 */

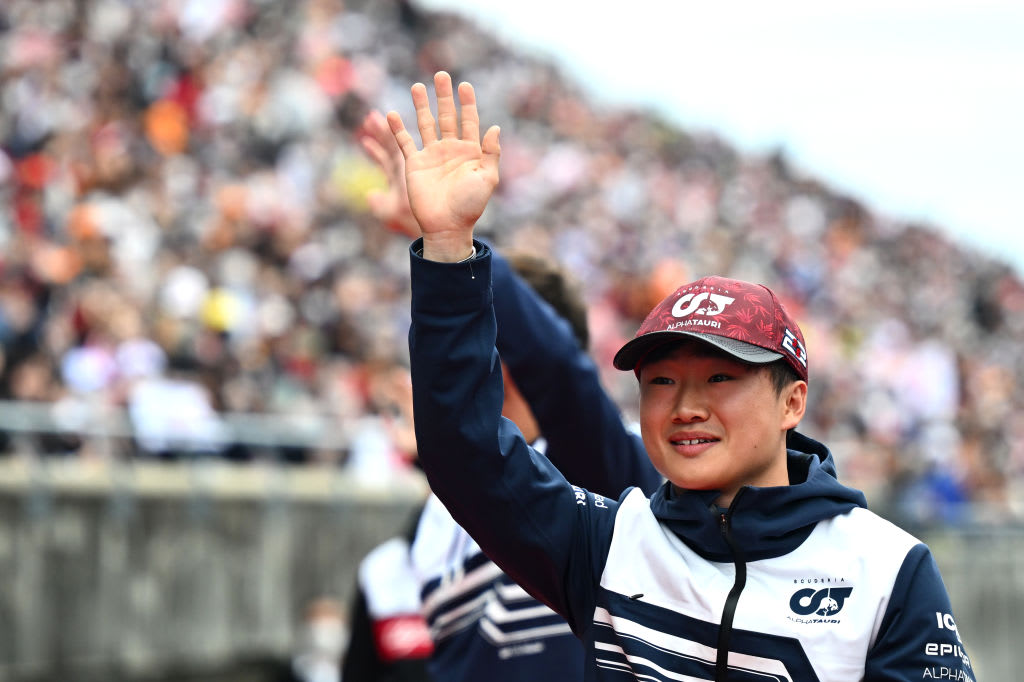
xmin=408 ymin=241 xmax=975 ymax=681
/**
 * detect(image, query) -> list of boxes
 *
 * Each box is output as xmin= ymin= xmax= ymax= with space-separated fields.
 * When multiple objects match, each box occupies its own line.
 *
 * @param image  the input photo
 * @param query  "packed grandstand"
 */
xmin=1 ymin=0 xmax=1021 ymax=528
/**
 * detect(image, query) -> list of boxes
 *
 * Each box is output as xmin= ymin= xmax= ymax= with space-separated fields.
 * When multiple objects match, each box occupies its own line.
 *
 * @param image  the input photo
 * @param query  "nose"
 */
xmin=671 ymin=383 xmax=709 ymax=424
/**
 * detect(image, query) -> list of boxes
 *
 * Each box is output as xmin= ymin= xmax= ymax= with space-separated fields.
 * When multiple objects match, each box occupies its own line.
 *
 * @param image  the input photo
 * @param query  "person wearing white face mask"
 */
xmin=284 ymin=597 xmax=350 ymax=682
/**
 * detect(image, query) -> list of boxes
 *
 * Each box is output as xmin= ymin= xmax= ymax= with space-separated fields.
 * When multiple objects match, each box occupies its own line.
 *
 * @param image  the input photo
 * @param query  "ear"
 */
xmin=500 ymin=363 xmax=540 ymax=443
xmin=780 ymin=380 xmax=807 ymax=431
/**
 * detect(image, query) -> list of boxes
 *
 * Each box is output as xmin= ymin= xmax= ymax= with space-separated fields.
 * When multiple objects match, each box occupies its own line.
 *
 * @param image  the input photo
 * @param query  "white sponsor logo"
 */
xmin=571 ymin=485 xmax=609 ymax=510
xmin=498 ymin=641 xmax=545 ymax=659
xmin=781 ymin=328 xmax=808 ymax=368
xmin=666 ymin=319 xmax=721 ymax=331
xmin=935 ymin=612 xmax=963 ymax=643
xmin=671 ymin=292 xmax=735 ymax=318
xmin=921 ymin=667 xmax=970 ymax=680
xmin=925 ymin=642 xmax=972 ymax=668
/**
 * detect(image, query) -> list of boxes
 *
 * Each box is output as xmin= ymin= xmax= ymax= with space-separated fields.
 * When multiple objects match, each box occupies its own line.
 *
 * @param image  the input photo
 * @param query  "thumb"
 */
xmin=481 ymin=125 xmax=501 ymax=177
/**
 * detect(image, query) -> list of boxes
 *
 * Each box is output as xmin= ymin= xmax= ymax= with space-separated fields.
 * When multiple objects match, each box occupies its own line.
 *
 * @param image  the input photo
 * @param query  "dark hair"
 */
xmin=505 ymin=251 xmax=589 ymax=351
xmin=765 ymin=358 xmax=803 ymax=396
xmin=638 ymin=339 xmax=803 ymax=397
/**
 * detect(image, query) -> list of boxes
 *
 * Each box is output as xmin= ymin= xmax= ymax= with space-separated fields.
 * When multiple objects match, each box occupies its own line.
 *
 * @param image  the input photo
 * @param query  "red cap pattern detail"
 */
xmin=613 ymin=275 xmax=809 ymax=382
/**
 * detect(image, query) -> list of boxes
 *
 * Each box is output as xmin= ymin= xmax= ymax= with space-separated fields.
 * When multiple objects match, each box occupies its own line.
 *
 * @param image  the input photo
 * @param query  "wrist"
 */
xmin=421 ymin=234 xmax=476 ymax=263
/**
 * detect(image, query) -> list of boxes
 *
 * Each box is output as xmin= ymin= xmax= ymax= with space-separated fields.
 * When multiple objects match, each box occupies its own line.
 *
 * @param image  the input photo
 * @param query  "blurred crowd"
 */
xmin=1 ymin=0 xmax=1021 ymax=525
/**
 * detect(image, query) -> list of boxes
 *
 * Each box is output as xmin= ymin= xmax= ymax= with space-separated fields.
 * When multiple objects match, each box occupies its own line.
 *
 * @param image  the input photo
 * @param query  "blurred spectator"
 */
xmin=126 ymin=359 xmax=228 ymax=459
xmin=269 ymin=596 xmax=350 ymax=682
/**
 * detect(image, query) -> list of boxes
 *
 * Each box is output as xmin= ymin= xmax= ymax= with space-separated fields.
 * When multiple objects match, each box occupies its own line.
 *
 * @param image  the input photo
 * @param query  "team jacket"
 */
xmin=343 ymin=506 xmax=435 ymax=682
xmin=412 ymin=485 xmax=581 ymax=681
xmin=408 ymin=247 xmax=663 ymax=681
xmin=408 ymin=241 xmax=976 ymax=682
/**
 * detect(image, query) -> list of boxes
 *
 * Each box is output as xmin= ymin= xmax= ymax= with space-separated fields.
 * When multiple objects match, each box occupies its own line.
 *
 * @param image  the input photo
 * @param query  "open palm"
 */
xmin=388 ymin=72 xmax=500 ymax=261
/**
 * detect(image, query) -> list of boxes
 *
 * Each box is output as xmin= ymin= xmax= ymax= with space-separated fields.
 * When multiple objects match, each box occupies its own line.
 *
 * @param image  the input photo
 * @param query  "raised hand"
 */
xmin=357 ymin=110 xmax=420 ymax=239
xmin=387 ymin=71 xmax=501 ymax=262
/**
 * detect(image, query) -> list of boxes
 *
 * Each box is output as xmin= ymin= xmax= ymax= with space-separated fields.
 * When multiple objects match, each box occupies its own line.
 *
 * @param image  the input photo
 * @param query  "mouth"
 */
xmin=670 ymin=438 xmax=717 ymax=446
xmin=668 ymin=435 xmax=719 ymax=455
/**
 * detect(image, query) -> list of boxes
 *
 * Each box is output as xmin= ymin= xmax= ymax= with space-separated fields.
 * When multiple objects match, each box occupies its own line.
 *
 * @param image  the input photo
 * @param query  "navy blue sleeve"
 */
xmin=408 ymin=241 xmax=617 ymax=634
xmin=490 ymin=248 xmax=662 ymax=497
xmin=864 ymin=543 xmax=976 ymax=681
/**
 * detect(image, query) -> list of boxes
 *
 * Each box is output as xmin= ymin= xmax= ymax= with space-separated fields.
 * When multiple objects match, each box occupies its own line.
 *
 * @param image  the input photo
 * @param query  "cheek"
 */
xmin=640 ymin=429 xmax=657 ymax=456
xmin=638 ymin=389 xmax=669 ymax=417
xmin=638 ymin=393 xmax=651 ymax=423
xmin=639 ymin=433 xmax=670 ymax=478
xmin=637 ymin=400 xmax=660 ymax=441
xmin=638 ymin=397 xmax=664 ymax=437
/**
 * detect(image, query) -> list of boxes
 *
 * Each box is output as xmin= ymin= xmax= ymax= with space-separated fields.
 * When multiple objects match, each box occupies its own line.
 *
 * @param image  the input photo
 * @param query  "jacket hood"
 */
xmin=648 ymin=430 xmax=867 ymax=562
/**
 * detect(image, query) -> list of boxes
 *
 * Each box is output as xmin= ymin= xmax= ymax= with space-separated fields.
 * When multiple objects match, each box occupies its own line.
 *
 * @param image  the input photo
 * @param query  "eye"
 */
xmin=708 ymin=373 xmax=732 ymax=383
xmin=649 ymin=376 xmax=674 ymax=385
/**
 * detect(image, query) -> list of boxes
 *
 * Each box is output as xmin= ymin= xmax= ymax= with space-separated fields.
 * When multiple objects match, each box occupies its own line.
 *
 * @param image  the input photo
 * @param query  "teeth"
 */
xmin=676 ymin=439 xmax=712 ymax=445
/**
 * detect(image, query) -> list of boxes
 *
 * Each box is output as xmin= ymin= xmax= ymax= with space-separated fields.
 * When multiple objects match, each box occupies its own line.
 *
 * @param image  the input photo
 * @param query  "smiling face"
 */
xmin=638 ymin=340 xmax=807 ymax=506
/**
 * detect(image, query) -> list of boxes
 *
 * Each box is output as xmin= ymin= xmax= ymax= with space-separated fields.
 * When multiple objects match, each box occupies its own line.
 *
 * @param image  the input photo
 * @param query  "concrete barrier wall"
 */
xmin=0 ymin=457 xmax=1018 ymax=680
xmin=0 ymin=458 xmax=426 ymax=681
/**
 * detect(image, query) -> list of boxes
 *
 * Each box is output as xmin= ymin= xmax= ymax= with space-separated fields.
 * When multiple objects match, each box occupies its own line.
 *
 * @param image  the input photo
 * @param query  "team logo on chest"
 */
xmin=787 ymin=577 xmax=853 ymax=624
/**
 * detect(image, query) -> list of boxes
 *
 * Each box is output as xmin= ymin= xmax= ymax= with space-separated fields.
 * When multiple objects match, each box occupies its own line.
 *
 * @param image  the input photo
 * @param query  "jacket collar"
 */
xmin=648 ymin=431 xmax=868 ymax=562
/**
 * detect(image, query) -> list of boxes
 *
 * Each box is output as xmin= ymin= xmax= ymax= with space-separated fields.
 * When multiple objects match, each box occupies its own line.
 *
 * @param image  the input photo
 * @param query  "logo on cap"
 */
xmin=781 ymin=328 xmax=808 ymax=369
xmin=671 ymin=292 xmax=736 ymax=318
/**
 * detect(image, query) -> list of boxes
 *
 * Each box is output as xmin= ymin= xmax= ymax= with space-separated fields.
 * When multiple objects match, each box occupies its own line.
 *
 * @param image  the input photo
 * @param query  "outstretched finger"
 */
xmin=457 ymin=82 xmax=480 ymax=143
xmin=434 ymin=72 xmax=458 ymax=140
xmin=481 ymin=124 xmax=501 ymax=176
xmin=370 ymin=109 xmax=404 ymax=159
xmin=362 ymin=111 xmax=391 ymax=149
xmin=364 ymin=110 xmax=405 ymax=178
xmin=411 ymin=82 xmax=438 ymax=145
xmin=386 ymin=111 xmax=419 ymax=159
xmin=359 ymin=135 xmax=393 ymax=177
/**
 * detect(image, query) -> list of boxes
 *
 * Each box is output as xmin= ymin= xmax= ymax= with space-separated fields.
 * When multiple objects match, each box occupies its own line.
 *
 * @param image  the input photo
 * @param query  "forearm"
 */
xmin=408 ymin=240 xmax=581 ymax=619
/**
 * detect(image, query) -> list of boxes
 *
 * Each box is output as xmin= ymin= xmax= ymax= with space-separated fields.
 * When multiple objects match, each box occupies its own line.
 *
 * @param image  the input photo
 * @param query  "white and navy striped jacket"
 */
xmin=412 ymin=489 xmax=583 ymax=680
xmin=408 ymin=241 xmax=976 ymax=681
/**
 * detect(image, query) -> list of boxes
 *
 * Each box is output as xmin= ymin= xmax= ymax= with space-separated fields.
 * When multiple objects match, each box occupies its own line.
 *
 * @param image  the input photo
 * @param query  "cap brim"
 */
xmin=613 ymin=331 xmax=784 ymax=371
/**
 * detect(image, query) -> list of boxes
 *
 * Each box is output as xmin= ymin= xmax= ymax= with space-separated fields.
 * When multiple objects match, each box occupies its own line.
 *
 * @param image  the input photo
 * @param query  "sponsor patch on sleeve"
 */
xmin=571 ymin=485 xmax=609 ymax=509
xmin=372 ymin=614 xmax=434 ymax=662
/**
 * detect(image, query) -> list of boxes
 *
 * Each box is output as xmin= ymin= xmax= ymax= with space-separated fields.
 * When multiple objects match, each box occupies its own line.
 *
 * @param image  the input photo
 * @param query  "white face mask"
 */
xmin=306 ymin=618 xmax=349 ymax=658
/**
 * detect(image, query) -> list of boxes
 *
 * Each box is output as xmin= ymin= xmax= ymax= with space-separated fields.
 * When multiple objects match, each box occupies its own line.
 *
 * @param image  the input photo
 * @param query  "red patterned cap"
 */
xmin=613 ymin=275 xmax=809 ymax=381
